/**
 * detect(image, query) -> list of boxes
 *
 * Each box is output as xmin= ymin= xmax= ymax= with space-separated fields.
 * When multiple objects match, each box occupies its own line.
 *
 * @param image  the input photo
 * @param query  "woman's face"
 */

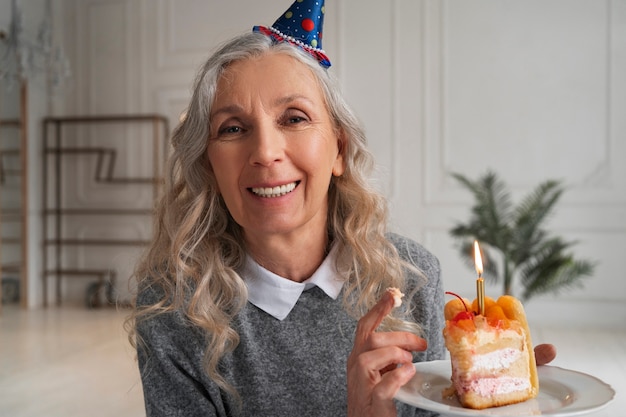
xmin=207 ymin=52 xmax=345 ymax=244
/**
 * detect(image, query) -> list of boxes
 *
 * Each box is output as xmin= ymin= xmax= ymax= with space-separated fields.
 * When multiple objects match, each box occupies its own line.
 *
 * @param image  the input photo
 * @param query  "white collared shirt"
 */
xmin=241 ymin=245 xmax=344 ymax=320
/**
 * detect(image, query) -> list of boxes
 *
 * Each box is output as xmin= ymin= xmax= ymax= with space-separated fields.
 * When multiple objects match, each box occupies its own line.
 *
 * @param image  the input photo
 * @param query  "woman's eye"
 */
xmin=210 ymin=123 xmax=245 ymax=141
xmin=223 ymin=126 xmax=242 ymax=133
xmin=283 ymin=111 xmax=308 ymax=125
xmin=217 ymin=125 xmax=243 ymax=136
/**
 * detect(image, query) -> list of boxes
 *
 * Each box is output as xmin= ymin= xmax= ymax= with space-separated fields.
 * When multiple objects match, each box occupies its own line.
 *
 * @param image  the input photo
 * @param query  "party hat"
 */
xmin=253 ymin=0 xmax=331 ymax=68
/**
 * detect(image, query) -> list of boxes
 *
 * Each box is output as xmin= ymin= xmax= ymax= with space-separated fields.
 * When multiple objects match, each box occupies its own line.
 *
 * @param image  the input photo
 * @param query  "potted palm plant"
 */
xmin=449 ymin=171 xmax=596 ymax=301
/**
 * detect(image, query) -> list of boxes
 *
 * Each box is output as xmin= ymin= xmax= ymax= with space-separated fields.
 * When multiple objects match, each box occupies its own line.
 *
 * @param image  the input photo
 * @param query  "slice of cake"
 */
xmin=442 ymin=294 xmax=538 ymax=409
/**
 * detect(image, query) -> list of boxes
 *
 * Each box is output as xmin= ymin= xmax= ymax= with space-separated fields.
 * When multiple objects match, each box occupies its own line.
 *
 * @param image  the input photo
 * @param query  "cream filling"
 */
xmin=251 ymin=182 xmax=297 ymax=198
xmin=471 ymin=348 xmax=521 ymax=371
xmin=452 ymin=348 xmax=530 ymax=397
xmin=455 ymin=376 xmax=531 ymax=397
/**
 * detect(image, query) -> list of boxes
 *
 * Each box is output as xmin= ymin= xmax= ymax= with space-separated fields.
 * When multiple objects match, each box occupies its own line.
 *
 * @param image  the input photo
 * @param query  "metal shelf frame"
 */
xmin=42 ymin=114 xmax=169 ymax=307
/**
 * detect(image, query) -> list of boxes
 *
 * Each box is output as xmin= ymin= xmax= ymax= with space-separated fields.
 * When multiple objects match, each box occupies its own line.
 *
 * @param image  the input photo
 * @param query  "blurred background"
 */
xmin=1 ymin=0 xmax=624 ymax=416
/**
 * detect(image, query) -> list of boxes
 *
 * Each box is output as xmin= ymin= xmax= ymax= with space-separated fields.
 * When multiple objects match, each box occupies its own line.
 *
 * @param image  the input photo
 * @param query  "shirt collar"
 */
xmin=242 ymin=244 xmax=344 ymax=320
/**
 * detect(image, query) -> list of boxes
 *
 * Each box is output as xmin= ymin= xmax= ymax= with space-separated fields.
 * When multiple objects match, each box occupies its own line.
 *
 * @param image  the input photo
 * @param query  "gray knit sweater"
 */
xmin=136 ymin=233 xmax=445 ymax=416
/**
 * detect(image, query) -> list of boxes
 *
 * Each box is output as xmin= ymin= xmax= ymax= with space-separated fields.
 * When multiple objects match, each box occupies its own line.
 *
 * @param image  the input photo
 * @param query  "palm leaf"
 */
xmin=511 ymin=180 xmax=564 ymax=264
xmin=521 ymin=259 xmax=595 ymax=300
xmin=518 ymin=237 xmax=587 ymax=300
xmin=451 ymin=171 xmax=513 ymax=249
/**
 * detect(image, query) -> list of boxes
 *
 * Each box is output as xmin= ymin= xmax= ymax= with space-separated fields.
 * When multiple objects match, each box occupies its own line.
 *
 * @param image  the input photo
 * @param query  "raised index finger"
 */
xmin=355 ymin=290 xmax=395 ymax=341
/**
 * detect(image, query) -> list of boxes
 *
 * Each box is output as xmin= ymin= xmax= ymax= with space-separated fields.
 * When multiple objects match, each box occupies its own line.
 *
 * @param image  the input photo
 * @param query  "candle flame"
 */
xmin=474 ymin=240 xmax=483 ymax=277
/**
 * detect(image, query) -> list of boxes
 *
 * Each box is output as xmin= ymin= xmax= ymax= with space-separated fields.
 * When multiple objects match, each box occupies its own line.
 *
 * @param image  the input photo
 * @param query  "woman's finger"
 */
xmin=354 ymin=346 xmax=414 ymax=376
xmin=365 ymin=362 xmax=416 ymax=417
xmin=354 ymin=291 xmax=395 ymax=347
xmin=534 ymin=343 xmax=557 ymax=366
xmin=373 ymin=362 xmax=416 ymax=400
xmin=367 ymin=331 xmax=427 ymax=353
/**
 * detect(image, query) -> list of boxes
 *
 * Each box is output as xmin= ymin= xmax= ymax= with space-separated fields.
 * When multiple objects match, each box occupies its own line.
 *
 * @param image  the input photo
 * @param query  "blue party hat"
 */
xmin=253 ymin=0 xmax=331 ymax=68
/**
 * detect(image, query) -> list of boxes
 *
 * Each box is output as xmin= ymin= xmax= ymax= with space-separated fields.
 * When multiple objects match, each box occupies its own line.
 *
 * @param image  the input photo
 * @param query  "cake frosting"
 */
xmin=386 ymin=287 xmax=404 ymax=308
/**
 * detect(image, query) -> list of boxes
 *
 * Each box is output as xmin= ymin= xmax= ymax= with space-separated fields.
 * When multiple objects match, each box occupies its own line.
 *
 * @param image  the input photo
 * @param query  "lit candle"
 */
xmin=474 ymin=240 xmax=485 ymax=316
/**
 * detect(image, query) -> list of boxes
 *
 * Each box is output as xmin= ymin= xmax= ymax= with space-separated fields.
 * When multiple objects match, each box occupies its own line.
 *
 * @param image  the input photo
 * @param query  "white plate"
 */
xmin=395 ymin=360 xmax=615 ymax=417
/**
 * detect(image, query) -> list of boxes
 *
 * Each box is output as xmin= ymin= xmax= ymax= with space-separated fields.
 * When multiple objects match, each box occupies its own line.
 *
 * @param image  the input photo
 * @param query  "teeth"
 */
xmin=251 ymin=182 xmax=297 ymax=198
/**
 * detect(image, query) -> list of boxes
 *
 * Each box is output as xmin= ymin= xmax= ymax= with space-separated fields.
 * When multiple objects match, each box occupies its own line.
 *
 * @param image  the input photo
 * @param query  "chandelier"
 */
xmin=0 ymin=0 xmax=71 ymax=90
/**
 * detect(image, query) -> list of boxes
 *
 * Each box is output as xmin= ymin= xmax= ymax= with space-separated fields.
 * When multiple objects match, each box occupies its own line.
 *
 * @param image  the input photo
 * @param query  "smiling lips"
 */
xmin=250 ymin=181 xmax=298 ymax=198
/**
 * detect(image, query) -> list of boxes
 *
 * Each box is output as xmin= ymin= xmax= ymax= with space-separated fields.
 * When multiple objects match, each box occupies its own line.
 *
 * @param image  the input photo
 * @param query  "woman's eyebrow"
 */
xmin=210 ymin=104 xmax=243 ymax=119
xmin=210 ymin=95 xmax=315 ymax=120
xmin=273 ymin=94 xmax=314 ymax=107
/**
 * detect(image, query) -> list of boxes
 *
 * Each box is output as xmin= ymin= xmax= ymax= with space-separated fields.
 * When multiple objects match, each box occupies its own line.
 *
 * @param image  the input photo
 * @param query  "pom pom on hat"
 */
xmin=253 ymin=0 xmax=331 ymax=68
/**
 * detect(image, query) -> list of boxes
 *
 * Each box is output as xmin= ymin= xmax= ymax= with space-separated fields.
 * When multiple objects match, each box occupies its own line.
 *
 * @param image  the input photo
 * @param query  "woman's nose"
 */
xmin=249 ymin=121 xmax=285 ymax=167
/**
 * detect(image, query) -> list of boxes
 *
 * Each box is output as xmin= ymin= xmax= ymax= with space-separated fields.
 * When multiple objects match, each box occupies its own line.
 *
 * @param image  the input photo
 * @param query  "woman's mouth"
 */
xmin=250 ymin=181 xmax=298 ymax=198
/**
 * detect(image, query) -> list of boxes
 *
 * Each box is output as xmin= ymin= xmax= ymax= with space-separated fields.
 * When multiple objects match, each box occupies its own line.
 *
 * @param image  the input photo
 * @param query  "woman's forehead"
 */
xmin=214 ymin=52 xmax=325 ymax=106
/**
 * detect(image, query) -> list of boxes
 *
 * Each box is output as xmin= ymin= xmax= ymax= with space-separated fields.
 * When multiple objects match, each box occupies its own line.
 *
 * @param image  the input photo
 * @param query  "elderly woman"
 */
xmin=128 ymin=2 xmax=555 ymax=416
xmin=130 ymin=31 xmax=441 ymax=417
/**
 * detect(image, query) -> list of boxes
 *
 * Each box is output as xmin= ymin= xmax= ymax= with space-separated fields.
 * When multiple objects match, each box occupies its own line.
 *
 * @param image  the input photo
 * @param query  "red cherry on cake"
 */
xmin=453 ymin=311 xmax=474 ymax=322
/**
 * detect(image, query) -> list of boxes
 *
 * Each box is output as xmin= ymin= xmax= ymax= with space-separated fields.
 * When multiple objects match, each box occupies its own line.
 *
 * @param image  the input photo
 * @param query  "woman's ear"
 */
xmin=332 ymin=130 xmax=346 ymax=177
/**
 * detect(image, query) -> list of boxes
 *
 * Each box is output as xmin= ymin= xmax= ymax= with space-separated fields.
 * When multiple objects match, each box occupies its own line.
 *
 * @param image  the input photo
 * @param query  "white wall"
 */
xmin=25 ymin=0 xmax=626 ymax=326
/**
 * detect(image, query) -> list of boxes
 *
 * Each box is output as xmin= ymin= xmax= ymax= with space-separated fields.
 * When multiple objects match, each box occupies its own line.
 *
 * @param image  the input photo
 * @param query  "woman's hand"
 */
xmin=347 ymin=291 xmax=427 ymax=417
